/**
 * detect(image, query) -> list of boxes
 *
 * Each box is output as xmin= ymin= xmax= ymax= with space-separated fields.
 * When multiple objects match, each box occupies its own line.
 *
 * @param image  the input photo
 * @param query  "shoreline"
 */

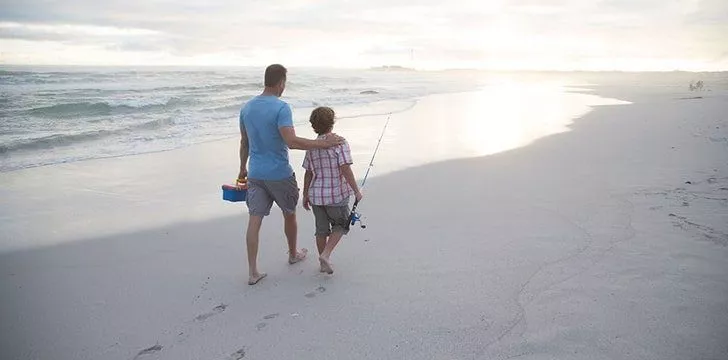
xmin=0 ymin=84 xmax=622 ymax=252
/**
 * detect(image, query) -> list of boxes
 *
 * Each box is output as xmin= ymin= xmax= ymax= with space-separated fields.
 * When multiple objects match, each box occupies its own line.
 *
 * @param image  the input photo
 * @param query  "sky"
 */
xmin=0 ymin=0 xmax=726 ymax=71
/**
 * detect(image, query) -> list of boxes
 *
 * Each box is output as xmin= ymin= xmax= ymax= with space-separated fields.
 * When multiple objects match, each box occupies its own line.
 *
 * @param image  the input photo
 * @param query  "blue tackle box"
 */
xmin=222 ymin=182 xmax=247 ymax=202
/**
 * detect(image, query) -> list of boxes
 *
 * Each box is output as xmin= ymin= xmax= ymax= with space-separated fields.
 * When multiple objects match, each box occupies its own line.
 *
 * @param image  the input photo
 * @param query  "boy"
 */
xmin=302 ymin=107 xmax=363 ymax=274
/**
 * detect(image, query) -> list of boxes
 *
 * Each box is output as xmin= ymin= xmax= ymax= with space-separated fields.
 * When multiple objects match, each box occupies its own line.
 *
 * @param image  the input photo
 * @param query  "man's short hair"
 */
xmin=264 ymin=64 xmax=287 ymax=87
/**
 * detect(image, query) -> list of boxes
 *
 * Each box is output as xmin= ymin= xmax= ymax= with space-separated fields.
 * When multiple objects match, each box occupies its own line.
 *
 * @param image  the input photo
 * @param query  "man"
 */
xmin=238 ymin=64 xmax=342 ymax=285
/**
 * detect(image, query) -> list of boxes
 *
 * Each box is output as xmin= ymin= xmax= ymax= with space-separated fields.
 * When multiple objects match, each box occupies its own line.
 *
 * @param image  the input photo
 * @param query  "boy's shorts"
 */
xmin=246 ymin=174 xmax=299 ymax=217
xmin=312 ymin=201 xmax=351 ymax=237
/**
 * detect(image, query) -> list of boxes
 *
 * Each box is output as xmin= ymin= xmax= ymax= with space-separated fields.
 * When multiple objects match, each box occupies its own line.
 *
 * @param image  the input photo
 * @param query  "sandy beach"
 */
xmin=1 ymin=78 xmax=727 ymax=360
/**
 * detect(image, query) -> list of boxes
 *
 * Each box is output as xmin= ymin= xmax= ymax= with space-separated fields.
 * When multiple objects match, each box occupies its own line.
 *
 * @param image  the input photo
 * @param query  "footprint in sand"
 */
xmin=227 ymin=348 xmax=246 ymax=359
xmin=195 ymin=303 xmax=228 ymax=322
xmin=176 ymin=331 xmax=190 ymax=343
xmin=193 ymin=276 xmax=211 ymax=303
xmin=133 ymin=344 xmax=162 ymax=359
xmin=669 ymin=213 xmax=728 ymax=246
xmin=254 ymin=313 xmax=281 ymax=330
xmin=304 ymin=286 xmax=327 ymax=298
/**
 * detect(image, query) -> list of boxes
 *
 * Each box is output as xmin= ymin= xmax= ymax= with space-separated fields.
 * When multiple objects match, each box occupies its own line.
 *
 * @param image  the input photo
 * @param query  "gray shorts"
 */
xmin=312 ymin=200 xmax=351 ymax=237
xmin=246 ymin=174 xmax=299 ymax=217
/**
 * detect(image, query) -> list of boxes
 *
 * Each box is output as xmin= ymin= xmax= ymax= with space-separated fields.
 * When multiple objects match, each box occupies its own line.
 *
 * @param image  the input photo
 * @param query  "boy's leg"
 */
xmin=319 ymin=230 xmax=343 ymax=273
xmin=318 ymin=205 xmax=351 ymax=274
xmin=315 ymin=236 xmax=328 ymax=272
xmin=321 ymin=230 xmax=344 ymax=261
xmin=315 ymin=235 xmax=327 ymax=255
xmin=312 ymin=205 xmax=332 ymax=271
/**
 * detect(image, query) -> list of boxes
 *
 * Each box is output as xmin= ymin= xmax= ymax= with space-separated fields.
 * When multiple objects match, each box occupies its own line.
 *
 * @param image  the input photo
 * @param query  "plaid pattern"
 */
xmin=303 ymin=136 xmax=354 ymax=206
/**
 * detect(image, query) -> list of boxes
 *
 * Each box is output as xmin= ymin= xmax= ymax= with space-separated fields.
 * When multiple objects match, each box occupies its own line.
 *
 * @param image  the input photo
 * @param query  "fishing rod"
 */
xmin=347 ymin=113 xmax=391 ymax=230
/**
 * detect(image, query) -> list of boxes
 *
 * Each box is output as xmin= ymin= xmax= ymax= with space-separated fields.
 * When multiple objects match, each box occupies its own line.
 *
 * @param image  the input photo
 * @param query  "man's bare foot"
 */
xmin=248 ymin=272 xmax=267 ymax=285
xmin=288 ymin=248 xmax=308 ymax=264
xmin=319 ymin=256 xmax=334 ymax=274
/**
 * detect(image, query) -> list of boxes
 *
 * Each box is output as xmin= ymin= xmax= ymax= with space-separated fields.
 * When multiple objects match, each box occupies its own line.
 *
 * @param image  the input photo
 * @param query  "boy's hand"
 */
xmin=302 ymin=194 xmax=311 ymax=211
xmin=355 ymin=190 xmax=363 ymax=202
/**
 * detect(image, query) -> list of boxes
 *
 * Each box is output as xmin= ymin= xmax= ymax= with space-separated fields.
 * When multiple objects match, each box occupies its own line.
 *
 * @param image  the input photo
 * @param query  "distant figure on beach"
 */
xmin=302 ymin=107 xmax=363 ymax=274
xmin=689 ymin=80 xmax=704 ymax=91
xmin=238 ymin=64 xmax=343 ymax=285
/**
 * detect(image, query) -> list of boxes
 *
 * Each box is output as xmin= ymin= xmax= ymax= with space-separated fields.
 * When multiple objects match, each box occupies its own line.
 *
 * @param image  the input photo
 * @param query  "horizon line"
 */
xmin=1 ymin=63 xmax=726 ymax=73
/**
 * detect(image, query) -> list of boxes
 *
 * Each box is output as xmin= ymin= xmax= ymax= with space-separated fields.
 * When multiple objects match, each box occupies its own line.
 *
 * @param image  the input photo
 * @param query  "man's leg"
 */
xmin=245 ymin=179 xmax=273 ymax=285
xmin=283 ymin=211 xmax=307 ymax=263
xmin=269 ymin=174 xmax=307 ymax=264
xmin=246 ymin=215 xmax=267 ymax=285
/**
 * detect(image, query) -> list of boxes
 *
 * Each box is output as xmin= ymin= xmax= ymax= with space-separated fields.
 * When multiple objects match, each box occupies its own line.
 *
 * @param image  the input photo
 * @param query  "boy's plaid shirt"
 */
xmin=302 ymin=136 xmax=354 ymax=206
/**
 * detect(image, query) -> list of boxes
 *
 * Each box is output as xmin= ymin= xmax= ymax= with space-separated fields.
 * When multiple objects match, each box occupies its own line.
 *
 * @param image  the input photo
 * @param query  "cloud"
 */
xmin=0 ymin=0 xmax=725 ymax=69
xmin=0 ymin=23 xmax=69 ymax=42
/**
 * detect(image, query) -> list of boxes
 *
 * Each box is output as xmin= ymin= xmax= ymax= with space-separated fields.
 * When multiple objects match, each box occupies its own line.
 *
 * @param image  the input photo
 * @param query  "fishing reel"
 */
xmin=349 ymin=211 xmax=367 ymax=229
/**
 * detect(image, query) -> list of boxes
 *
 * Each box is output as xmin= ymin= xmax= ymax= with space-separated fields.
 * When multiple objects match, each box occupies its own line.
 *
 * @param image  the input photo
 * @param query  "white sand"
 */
xmin=1 ymin=80 xmax=727 ymax=360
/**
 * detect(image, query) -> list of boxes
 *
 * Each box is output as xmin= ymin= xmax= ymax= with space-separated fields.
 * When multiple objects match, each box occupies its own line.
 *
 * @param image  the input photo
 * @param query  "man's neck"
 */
xmin=261 ymin=87 xmax=279 ymax=97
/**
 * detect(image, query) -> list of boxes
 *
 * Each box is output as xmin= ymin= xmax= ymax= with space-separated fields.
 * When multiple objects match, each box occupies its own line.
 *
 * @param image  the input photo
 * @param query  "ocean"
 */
xmin=0 ymin=66 xmax=483 ymax=172
xmin=2 ymin=67 xmax=724 ymax=173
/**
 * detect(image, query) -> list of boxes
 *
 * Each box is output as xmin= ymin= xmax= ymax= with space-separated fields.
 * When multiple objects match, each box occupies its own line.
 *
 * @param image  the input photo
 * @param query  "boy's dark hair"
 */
xmin=264 ymin=64 xmax=287 ymax=87
xmin=310 ymin=107 xmax=335 ymax=135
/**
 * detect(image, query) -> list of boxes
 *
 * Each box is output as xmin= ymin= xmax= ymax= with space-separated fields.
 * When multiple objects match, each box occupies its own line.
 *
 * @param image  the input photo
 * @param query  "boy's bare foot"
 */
xmin=319 ymin=256 xmax=334 ymax=274
xmin=288 ymin=248 xmax=308 ymax=264
xmin=248 ymin=272 xmax=267 ymax=285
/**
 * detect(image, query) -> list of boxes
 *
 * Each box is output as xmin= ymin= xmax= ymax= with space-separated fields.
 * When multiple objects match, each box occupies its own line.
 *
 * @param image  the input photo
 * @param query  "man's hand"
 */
xmin=302 ymin=194 xmax=311 ymax=211
xmin=280 ymin=128 xmax=344 ymax=150
xmin=355 ymin=190 xmax=363 ymax=202
xmin=237 ymin=168 xmax=248 ymax=182
xmin=321 ymin=133 xmax=345 ymax=147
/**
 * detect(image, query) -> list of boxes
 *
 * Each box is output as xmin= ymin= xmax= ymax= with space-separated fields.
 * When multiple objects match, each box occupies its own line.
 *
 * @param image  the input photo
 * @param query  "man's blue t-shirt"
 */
xmin=240 ymin=95 xmax=294 ymax=181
